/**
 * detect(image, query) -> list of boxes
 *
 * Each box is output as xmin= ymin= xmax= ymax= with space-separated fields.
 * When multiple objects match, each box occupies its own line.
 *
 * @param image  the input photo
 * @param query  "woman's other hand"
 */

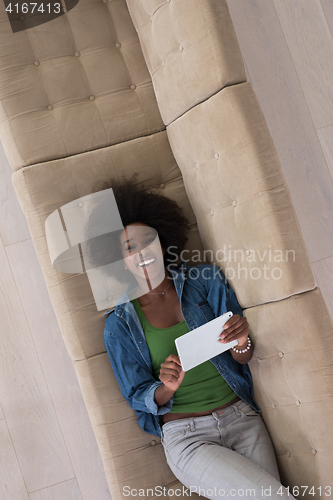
xmin=154 ymin=355 xmax=185 ymax=407
xmin=219 ymin=314 xmax=249 ymax=348
xmin=159 ymin=354 xmax=185 ymax=392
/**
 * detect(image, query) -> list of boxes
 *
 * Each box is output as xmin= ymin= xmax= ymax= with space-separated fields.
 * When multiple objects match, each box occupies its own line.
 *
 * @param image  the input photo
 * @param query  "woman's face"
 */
xmin=119 ymin=223 xmax=165 ymax=291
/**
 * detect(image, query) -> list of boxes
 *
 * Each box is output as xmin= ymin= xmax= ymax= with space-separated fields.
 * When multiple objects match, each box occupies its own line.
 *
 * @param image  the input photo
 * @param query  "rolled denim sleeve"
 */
xmin=145 ymin=381 xmax=173 ymax=415
xmin=104 ymin=320 xmax=173 ymax=416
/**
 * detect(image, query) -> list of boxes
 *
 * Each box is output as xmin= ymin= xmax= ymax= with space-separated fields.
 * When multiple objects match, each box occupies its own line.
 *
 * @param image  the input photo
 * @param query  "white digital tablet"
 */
xmin=175 ymin=312 xmax=238 ymax=371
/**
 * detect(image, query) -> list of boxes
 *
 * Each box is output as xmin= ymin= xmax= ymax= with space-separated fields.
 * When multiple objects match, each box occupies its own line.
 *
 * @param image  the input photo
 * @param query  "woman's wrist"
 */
xmin=231 ymin=337 xmax=253 ymax=363
xmin=235 ymin=337 xmax=251 ymax=350
xmin=154 ymin=383 xmax=175 ymax=407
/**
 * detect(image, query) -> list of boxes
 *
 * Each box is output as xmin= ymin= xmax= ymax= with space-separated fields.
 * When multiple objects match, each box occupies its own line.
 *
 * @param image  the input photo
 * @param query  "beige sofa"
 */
xmin=1 ymin=0 xmax=333 ymax=498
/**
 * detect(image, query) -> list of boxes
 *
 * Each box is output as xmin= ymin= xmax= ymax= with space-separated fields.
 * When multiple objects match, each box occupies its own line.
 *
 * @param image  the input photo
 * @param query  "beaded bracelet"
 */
xmin=232 ymin=337 xmax=252 ymax=354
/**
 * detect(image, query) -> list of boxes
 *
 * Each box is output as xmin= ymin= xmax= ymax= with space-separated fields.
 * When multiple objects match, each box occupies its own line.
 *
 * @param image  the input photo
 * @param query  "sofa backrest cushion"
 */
xmin=126 ymin=0 xmax=246 ymax=124
xmin=0 ymin=0 xmax=164 ymax=170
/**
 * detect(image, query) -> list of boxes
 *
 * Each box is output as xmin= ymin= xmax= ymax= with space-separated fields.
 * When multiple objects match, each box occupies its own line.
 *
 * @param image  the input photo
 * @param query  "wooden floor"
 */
xmin=1 ymin=1 xmax=333 ymax=499
xmin=0 ymin=143 xmax=112 ymax=500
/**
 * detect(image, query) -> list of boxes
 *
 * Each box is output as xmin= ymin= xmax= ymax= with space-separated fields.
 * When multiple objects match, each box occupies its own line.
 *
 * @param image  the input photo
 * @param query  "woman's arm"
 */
xmin=154 ymin=384 xmax=176 ymax=407
xmin=104 ymin=317 xmax=173 ymax=415
xmin=199 ymin=265 xmax=253 ymax=364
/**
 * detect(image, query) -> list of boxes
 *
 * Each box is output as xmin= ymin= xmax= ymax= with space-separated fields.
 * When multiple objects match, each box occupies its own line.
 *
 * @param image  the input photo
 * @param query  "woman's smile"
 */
xmin=137 ymin=257 xmax=156 ymax=268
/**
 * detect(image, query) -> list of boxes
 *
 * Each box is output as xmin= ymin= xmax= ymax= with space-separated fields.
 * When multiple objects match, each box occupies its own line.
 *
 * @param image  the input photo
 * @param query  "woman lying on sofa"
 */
xmin=100 ymin=176 xmax=295 ymax=500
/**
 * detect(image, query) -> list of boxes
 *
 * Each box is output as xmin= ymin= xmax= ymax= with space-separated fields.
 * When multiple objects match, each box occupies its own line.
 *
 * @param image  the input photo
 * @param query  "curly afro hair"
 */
xmin=85 ymin=174 xmax=191 ymax=281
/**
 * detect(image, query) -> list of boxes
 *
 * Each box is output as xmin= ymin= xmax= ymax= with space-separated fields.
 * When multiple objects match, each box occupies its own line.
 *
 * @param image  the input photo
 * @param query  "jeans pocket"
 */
xmin=162 ymin=422 xmax=189 ymax=452
xmin=238 ymin=401 xmax=259 ymax=418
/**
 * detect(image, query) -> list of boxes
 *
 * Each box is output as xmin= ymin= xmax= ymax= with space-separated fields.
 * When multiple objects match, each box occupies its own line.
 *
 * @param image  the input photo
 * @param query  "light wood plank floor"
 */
xmin=0 ymin=237 xmax=74 ymax=491
xmin=275 ymin=0 xmax=333 ymax=129
xmin=29 ymin=480 xmax=83 ymax=500
xmin=1 ymin=1 xmax=333 ymax=498
xmin=0 ymin=142 xmax=111 ymax=500
xmin=318 ymin=125 xmax=333 ymax=186
xmin=0 ymin=419 xmax=30 ymax=500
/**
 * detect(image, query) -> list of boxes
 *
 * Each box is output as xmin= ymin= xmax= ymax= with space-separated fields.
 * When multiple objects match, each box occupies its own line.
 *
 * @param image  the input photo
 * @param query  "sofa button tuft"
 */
xmin=150 ymin=440 xmax=157 ymax=446
xmin=272 ymin=404 xmax=276 ymax=410
xmin=279 ymin=351 xmax=284 ymax=358
xmin=130 ymin=85 xmax=136 ymax=90
xmin=215 ymin=153 xmax=219 ymax=160
xmin=160 ymin=184 xmax=165 ymax=189
xmin=75 ymin=51 xmax=80 ymax=57
xmin=47 ymin=105 xmax=53 ymax=111
xmin=116 ymin=43 xmax=121 ymax=49
xmin=287 ymin=451 xmax=291 ymax=458
xmin=34 ymin=60 xmax=40 ymax=66
xmin=296 ymin=400 xmax=301 ymax=406
xmin=312 ymin=449 xmax=317 ymax=455
xmin=179 ymin=45 xmax=183 ymax=52
xmin=232 ymin=200 xmax=237 ymax=207
xmin=210 ymin=209 xmax=214 ymax=216
xmin=89 ymin=95 xmax=95 ymax=101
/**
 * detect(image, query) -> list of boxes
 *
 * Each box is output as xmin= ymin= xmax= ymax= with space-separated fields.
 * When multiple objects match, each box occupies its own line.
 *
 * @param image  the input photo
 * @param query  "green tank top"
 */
xmin=131 ymin=299 xmax=237 ymax=413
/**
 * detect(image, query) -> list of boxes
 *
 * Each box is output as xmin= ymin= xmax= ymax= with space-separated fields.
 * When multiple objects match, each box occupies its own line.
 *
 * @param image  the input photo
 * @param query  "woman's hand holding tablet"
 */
xmin=175 ymin=312 xmax=238 ymax=372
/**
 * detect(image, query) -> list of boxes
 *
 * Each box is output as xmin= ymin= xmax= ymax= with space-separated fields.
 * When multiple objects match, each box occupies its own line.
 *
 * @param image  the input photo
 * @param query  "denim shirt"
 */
xmin=103 ymin=262 xmax=260 ymax=438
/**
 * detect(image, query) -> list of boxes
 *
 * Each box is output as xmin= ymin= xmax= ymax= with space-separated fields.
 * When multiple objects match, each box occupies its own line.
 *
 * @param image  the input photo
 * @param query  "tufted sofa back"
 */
xmin=1 ymin=0 xmax=332 ymax=498
xmin=0 ymin=0 xmax=163 ymax=170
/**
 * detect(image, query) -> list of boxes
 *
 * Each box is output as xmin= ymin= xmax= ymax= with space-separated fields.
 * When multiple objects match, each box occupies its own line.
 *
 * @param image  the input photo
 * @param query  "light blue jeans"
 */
xmin=161 ymin=399 xmax=295 ymax=499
